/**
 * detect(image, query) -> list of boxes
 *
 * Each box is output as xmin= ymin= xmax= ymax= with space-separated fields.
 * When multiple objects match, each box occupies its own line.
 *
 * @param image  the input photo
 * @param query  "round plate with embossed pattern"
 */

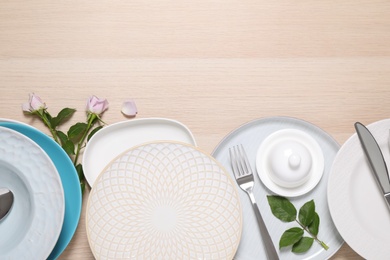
xmin=86 ymin=142 xmax=242 ymax=259
xmin=0 ymin=126 xmax=64 ymax=259
xmin=0 ymin=119 xmax=81 ymax=260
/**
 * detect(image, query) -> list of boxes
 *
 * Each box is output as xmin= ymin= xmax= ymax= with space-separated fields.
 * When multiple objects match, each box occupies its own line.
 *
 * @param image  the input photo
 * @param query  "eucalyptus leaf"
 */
xmin=279 ymin=227 xmax=304 ymax=249
xmin=87 ymin=125 xmax=103 ymax=141
xmin=308 ymin=212 xmax=320 ymax=236
xmin=298 ymin=199 xmax=315 ymax=227
xmin=51 ymin=108 xmax=76 ymax=128
xmin=267 ymin=195 xmax=297 ymax=222
xmin=292 ymin=237 xmax=314 ymax=253
xmin=68 ymin=122 xmax=88 ymax=141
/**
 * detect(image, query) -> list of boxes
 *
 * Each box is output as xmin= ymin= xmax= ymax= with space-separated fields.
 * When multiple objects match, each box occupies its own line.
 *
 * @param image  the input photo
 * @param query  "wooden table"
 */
xmin=1 ymin=0 xmax=389 ymax=259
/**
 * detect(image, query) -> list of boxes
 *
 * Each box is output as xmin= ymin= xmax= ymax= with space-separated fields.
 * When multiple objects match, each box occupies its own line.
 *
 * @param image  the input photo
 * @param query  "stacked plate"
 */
xmin=0 ymin=119 xmax=82 ymax=259
xmin=84 ymin=117 xmax=358 ymax=259
xmin=6 ymin=115 xmax=390 ymax=259
xmin=212 ymin=117 xmax=344 ymax=259
xmin=212 ymin=116 xmax=390 ymax=259
xmin=83 ymin=118 xmax=243 ymax=259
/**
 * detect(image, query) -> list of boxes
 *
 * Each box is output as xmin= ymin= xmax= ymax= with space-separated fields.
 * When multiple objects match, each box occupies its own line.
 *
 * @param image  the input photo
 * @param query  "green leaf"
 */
xmin=279 ymin=227 xmax=304 ymax=249
xmin=40 ymin=110 xmax=52 ymax=128
xmin=44 ymin=110 xmax=52 ymax=122
xmin=299 ymin=200 xmax=316 ymax=227
xmin=292 ymin=237 xmax=314 ymax=253
xmin=308 ymin=212 xmax=320 ymax=236
xmin=77 ymin=164 xmax=86 ymax=195
xmin=51 ymin=108 xmax=76 ymax=128
xmin=75 ymin=163 xmax=85 ymax=181
xmin=56 ymin=130 xmax=68 ymax=145
xmin=68 ymin=122 xmax=88 ymax=141
xmin=87 ymin=125 xmax=103 ymax=141
xmin=80 ymin=182 xmax=85 ymax=195
xmin=62 ymin=140 xmax=75 ymax=155
xmin=56 ymin=130 xmax=74 ymax=155
xmin=267 ymin=195 xmax=297 ymax=222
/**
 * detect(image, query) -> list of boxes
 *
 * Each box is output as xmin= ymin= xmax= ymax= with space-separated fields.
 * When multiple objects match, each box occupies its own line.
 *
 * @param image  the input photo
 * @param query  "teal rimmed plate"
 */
xmin=0 ymin=120 xmax=82 ymax=260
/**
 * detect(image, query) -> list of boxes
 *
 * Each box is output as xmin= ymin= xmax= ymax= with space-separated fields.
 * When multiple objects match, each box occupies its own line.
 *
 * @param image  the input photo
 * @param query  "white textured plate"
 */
xmin=0 ymin=119 xmax=82 ymax=260
xmin=328 ymin=119 xmax=390 ymax=259
xmin=212 ymin=117 xmax=344 ymax=260
xmin=83 ymin=118 xmax=196 ymax=187
xmin=256 ymin=129 xmax=324 ymax=197
xmin=0 ymin=127 xmax=64 ymax=259
xmin=86 ymin=142 xmax=242 ymax=259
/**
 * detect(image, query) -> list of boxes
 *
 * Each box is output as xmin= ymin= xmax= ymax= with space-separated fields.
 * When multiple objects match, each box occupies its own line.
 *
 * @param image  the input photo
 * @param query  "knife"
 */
xmin=0 ymin=188 xmax=13 ymax=221
xmin=355 ymin=122 xmax=390 ymax=210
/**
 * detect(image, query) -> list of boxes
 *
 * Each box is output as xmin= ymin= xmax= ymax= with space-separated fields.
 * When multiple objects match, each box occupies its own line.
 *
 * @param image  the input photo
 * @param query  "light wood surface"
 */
xmin=1 ymin=0 xmax=389 ymax=259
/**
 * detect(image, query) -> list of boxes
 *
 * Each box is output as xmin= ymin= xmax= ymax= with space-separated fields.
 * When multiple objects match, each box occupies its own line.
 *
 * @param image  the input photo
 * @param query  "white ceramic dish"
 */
xmin=212 ymin=117 xmax=344 ymax=260
xmin=328 ymin=119 xmax=390 ymax=259
xmin=86 ymin=142 xmax=242 ymax=259
xmin=256 ymin=129 xmax=324 ymax=197
xmin=0 ymin=127 xmax=64 ymax=259
xmin=0 ymin=119 xmax=82 ymax=260
xmin=83 ymin=118 xmax=196 ymax=187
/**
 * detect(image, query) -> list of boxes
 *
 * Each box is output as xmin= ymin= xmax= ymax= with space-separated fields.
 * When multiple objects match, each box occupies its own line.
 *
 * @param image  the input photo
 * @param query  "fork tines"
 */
xmin=229 ymin=144 xmax=251 ymax=178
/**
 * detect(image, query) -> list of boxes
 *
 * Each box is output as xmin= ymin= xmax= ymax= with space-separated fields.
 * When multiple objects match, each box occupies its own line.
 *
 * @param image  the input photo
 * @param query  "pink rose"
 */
xmin=86 ymin=96 xmax=109 ymax=115
xmin=121 ymin=99 xmax=137 ymax=117
xmin=22 ymin=93 xmax=47 ymax=113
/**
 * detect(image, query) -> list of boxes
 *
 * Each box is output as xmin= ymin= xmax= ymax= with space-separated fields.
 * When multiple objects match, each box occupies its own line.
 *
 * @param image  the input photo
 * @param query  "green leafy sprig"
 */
xmin=267 ymin=195 xmax=329 ymax=253
xmin=23 ymin=94 xmax=108 ymax=194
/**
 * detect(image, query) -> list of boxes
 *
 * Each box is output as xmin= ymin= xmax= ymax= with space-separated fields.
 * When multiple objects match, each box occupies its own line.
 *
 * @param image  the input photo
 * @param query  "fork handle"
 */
xmin=247 ymin=191 xmax=279 ymax=260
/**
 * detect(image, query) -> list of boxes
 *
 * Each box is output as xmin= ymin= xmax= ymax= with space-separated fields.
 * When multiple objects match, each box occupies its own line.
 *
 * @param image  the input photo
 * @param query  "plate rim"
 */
xmin=212 ymin=116 xmax=339 ymax=155
xmin=83 ymin=117 xmax=197 ymax=187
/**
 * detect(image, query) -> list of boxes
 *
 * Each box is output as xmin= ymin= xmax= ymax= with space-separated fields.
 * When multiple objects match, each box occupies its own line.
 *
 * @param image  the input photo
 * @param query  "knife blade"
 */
xmin=0 ymin=188 xmax=13 ymax=220
xmin=355 ymin=122 xmax=390 ymax=210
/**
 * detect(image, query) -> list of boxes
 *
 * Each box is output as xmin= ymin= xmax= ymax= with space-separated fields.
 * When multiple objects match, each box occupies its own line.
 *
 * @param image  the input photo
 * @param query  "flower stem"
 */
xmin=73 ymin=113 xmax=97 ymax=166
xmin=38 ymin=110 xmax=60 ymax=143
xmin=295 ymin=220 xmax=329 ymax=250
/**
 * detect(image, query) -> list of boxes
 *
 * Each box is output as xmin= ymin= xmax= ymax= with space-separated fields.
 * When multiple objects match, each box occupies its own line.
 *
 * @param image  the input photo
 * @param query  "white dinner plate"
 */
xmin=328 ymin=119 xmax=390 ymax=259
xmin=212 ymin=116 xmax=344 ymax=259
xmin=83 ymin=118 xmax=196 ymax=187
xmin=0 ymin=127 xmax=64 ymax=259
xmin=86 ymin=142 xmax=242 ymax=259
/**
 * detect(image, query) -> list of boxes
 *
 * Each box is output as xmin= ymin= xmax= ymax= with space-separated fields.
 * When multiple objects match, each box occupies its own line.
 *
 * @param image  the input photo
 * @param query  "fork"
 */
xmin=229 ymin=144 xmax=279 ymax=260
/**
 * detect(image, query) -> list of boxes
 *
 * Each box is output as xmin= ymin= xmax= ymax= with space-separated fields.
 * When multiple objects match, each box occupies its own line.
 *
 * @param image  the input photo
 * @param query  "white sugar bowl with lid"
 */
xmin=256 ymin=129 xmax=324 ymax=197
